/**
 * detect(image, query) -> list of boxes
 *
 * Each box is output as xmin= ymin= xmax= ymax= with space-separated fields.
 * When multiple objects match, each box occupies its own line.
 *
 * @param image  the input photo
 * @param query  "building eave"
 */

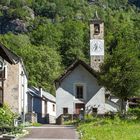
xmin=55 ymin=59 xmax=98 ymax=89
xmin=0 ymin=43 xmax=20 ymax=64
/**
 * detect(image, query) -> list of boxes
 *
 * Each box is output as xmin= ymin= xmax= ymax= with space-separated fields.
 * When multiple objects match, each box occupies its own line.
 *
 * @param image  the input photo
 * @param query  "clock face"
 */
xmin=90 ymin=39 xmax=104 ymax=56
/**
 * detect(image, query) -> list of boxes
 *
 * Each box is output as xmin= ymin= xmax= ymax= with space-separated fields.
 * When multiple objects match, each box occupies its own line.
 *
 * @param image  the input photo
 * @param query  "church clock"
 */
xmin=90 ymin=39 xmax=104 ymax=56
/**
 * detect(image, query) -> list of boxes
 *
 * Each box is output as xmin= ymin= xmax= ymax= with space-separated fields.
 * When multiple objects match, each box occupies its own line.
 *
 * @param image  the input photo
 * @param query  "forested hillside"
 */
xmin=0 ymin=0 xmax=140 ymax=94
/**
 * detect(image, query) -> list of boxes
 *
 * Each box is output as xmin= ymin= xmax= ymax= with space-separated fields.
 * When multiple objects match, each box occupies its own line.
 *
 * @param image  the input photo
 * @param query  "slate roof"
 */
xmin=42 ymin=90 xmax=56 ymax=103
xmin=28 ymin=87 xmax=41 ymax=98
xmin=0 ymin=43 xmax=20 ymax=64
xmin=28 ymin=87 xmax=56 ymax=103
xmin=55 ymin=59 xmax=98 ymax=88
xmin=0 ymin=43 xmax=28 ymax=77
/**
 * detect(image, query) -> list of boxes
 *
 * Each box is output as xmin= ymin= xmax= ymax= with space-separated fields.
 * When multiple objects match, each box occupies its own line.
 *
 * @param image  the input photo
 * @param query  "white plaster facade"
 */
xmin=56 ymin=62 xmax=120 ymax=118
xmin=47 ymin=101 xmax=56 ymax=117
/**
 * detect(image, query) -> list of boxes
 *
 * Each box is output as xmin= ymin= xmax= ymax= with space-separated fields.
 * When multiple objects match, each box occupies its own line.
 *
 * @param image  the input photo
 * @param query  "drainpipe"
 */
xmin=21 ymin=71 xmax=25 ymax=124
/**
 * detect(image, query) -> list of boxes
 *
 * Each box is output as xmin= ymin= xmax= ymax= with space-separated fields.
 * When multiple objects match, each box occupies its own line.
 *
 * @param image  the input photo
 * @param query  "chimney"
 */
xmin=39 ymin=87 xmax=43 ymax=97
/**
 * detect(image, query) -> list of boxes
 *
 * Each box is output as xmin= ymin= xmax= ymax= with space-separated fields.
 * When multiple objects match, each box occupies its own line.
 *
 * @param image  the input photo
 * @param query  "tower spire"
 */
xmin=94 ymin=11 xmax=99 ymax=20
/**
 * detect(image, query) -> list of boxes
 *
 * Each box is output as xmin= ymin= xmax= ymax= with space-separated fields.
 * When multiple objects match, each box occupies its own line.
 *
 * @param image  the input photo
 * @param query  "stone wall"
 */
xmin=3 ymin=62 xmax=20 ymax=113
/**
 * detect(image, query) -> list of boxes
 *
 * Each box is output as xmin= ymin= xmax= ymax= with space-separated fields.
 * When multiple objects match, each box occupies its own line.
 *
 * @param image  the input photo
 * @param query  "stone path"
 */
xmin=18 ymin=125 xmax=79 ymax=140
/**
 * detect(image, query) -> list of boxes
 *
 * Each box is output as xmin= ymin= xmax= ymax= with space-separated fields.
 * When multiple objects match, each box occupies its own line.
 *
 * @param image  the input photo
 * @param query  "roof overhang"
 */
xmin=55 ymin=59 xmax=98 ymax=89
xmin=0 ymin=43 xmax=20 ymax=64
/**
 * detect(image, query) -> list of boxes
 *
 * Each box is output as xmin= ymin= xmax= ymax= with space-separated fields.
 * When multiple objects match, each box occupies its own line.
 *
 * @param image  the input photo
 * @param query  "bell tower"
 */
xmin=90 ymin=12 xmax=104 ymax=71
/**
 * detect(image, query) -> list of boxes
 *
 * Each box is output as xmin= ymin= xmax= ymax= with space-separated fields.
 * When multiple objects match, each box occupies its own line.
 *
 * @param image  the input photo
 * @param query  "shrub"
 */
xmin=0 ymin=104 xmax=15 ymax=127
xmin=128 ymin=108 xmax=140 ymax=119
xmin=0 ymin=126 xmax=23 ymax=134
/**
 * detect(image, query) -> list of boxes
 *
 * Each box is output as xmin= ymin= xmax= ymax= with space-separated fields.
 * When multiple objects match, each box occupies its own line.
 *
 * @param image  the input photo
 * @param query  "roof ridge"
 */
xmin=55 ymin=59 xmax=98 ymax=88
xmin=0 ymin=43 xmax=20 ymax=64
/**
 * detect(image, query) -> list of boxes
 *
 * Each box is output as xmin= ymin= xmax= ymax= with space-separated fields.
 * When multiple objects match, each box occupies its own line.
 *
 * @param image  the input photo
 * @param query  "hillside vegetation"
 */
xmin=0 ymin=0 xmax=140 ymax=93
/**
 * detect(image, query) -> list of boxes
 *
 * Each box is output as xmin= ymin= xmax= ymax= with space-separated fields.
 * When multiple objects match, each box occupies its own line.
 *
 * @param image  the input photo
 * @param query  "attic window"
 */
xmin=94 ymin=24 xmax=100 ymax=34
xmin=76 ymin=85 xmax=83 ymax=99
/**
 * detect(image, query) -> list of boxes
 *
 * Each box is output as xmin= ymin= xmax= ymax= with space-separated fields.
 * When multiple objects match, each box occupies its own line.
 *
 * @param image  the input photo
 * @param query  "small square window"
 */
xmin=92 ymin=108 xmax=97 ymax=113
xmin=63 ymin=108 xmax=68 ymax=115
xmin=105 ymin=94 xmax=110 ymax=99
xmin=76 ymin=85 xmax=83 ymax=99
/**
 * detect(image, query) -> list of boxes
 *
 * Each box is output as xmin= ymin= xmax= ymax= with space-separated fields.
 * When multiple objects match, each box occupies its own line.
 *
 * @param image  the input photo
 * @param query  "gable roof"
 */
xmin=0 ymin=43 xmax=20 ymax=64
xmin=28 ymin=87 xmax=56 ymax=103
xmin=0 ymin=43 xmax=28 ymax=77
xmin=55 ymin=59 xmax=98 ymax=88
xmin=42 ymin=90 xmax=56 ymax=103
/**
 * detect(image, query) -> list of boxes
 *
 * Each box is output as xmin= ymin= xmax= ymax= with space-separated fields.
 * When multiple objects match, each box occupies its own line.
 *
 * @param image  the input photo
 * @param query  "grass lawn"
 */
xmin=77 ymin=116 xmax=140 ymax=140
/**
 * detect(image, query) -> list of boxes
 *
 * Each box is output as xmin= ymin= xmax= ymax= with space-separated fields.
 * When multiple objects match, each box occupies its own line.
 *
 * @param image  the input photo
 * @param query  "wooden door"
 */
xmin=75 ymin=103 xmax=85 ymax=114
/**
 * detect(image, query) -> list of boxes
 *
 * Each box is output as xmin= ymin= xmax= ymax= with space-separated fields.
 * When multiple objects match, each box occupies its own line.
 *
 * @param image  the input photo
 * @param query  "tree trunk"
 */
xmin=120 ymin=98 xmax=126 ymax=115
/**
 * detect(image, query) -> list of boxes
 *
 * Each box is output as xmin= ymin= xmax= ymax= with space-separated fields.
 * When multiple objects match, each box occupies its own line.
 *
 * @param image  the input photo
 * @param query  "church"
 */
xmin=55 ymin=13 xmax=121 ymax=120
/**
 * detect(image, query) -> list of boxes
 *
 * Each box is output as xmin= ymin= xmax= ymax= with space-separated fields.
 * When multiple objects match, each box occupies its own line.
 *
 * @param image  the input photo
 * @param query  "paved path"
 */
xmin=19 ymin=125 xmax=79 ymax=140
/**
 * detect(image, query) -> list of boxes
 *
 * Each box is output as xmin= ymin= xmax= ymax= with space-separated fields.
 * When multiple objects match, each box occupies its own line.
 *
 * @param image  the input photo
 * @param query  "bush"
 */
xmin=0 ymin=126 xmax=23 ymax=134
xmin=0 ymin=104 xmax=15 ymax=127
xmin=128 ymin=108 xmax=140 ymax=119
xmin=0 ymin=105 xmax=24 ymax=135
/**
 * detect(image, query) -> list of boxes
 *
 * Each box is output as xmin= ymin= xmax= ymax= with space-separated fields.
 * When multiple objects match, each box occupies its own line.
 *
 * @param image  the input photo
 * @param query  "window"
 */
xmin=53 ymin=104 xmax=55 ymax=112
xmin=105 ymin=94 xmax=110 ymax=99
xmin=94 ymin=24 xmax=100 ymax=34
xmin=92 ymin=108 xmax=97 ymax=113
xmin=0 ymin=88 xmax=3 ymax=107
xmin=63 ymin=108 xmax=68 ymax=115
xmin=0 ymin=67 xmax=7 ymax=80
xmin=76 ymin=85 xmax=83 ymax=99
xmin=0 ymin=68 xmax=5 ymax=79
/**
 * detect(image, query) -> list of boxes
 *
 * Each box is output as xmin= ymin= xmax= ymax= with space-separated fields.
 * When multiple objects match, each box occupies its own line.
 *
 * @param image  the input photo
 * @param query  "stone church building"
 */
xmin=55 ymin=13 xmax=121 ymax=120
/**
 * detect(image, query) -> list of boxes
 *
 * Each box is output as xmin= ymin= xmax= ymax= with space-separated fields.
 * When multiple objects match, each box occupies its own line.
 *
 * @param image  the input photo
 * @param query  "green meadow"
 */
xmin=77 ymin=116 xmax=140 ymax=140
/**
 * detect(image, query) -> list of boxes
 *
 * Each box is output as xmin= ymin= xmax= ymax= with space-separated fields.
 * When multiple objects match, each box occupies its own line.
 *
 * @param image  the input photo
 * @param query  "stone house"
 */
xmin=0 ymin=43 xmax=28 ymax=120
xmin=55 ymin=13 xmax=121 ymax=121
xmin=27 ymin=87 xmax=56 ymax=124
